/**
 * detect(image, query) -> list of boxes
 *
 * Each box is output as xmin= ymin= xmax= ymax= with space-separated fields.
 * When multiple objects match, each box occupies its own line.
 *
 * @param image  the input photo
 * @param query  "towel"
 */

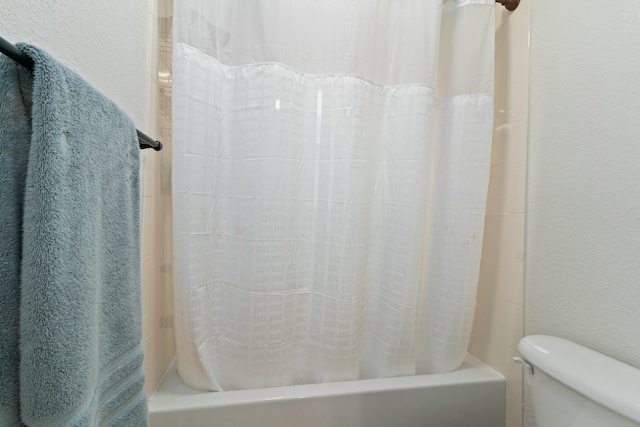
xmin=0 ymin=53 xmax=32 ymax=427
xmin=0 ymin=45 xmax=147 ymax=426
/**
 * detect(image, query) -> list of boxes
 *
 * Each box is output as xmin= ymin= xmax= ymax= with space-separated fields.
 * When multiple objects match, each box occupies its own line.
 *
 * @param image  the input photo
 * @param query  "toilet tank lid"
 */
xmin=519 ymin=335 xmax=640 ymax=423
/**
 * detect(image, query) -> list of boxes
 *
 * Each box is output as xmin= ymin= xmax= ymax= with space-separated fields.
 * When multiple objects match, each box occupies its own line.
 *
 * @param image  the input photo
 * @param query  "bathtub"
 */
xmin=149 ymin=355 xmax=505 ymax=427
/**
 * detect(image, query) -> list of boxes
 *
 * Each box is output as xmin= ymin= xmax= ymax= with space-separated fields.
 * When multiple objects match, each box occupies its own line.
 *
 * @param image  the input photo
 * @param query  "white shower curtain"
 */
xmin=172 ymin=0 xmax=494 ymax=391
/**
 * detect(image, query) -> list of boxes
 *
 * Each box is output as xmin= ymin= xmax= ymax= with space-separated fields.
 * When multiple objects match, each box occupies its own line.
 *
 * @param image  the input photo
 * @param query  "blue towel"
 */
xmin=0 ymin=51 xmax=32 ymax=427
xmin=0 ymin=45 xmax=147 ymax=426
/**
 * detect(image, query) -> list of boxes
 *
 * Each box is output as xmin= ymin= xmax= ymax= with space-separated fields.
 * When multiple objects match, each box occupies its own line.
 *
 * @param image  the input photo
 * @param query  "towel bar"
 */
xmin=0 ymin=35 xmax=162 ymax=151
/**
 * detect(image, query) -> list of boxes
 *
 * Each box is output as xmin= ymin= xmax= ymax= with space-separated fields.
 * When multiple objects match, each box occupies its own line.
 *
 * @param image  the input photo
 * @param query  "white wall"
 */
xmin=526 ymin=0 xmax=640 ymax=421
xmin=3 ymin=0 xmax=151 ymax=128
xmin=527 ymin=0 xmax=640 ymax=369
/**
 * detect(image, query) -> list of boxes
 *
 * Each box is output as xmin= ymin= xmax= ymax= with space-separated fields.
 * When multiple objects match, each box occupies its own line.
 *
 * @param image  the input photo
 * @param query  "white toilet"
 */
xmin=516 ymin=335 xmax=640 ymax=427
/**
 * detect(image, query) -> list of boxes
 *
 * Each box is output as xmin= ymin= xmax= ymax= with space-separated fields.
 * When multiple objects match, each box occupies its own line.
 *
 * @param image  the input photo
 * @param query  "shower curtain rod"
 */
xmin=0 ymin=36 xmax=162 ymax=151
xmin=496 ymin=0 xmax=519 ymax=11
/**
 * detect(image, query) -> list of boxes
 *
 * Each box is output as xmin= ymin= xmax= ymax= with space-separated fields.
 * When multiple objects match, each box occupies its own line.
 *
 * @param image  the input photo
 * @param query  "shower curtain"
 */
xmin=172 ymin=0 xmax=495 ymax=391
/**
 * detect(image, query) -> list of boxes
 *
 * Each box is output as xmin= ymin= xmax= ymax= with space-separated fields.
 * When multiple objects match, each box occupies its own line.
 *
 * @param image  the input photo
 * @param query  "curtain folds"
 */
xmin=172 ymin=0 xmax=495 ymax=391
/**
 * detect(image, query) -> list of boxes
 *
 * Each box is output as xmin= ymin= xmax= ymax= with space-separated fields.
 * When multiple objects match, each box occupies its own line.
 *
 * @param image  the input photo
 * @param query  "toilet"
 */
xmin=516 ymin=335 xmax=640 ymax=427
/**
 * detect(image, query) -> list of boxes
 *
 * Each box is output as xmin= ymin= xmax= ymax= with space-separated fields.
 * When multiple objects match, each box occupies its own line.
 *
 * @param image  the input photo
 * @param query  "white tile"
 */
xmin=143 ymin=331 xmax=166 ymax=398
xmin=139 ymin=150 xmax=147 ymax=195
xmin=162 ymin=196 xmax=173 ymax=261
xmin=491 ymin=123 xmax=511 ymax=163
xmin=142 ymin=151 xmax=157 ymax=197
xmin=507 ymin=349 xmax=524 ymax=403
xmin=469 ymin=312 xmax=507 ymax=375
xmin=481 ymin=214 xmax=509 ymax=267
xmin=495 ymin=3 xmax=506 ymax=29
xmin=496 ymin=2 xmax=530 ymax=130
xmin=160 ymin=326 xmax=176 ymax=369
xmin=507 ymin=257 xmax=524 ymax=306
xmin=151 ymin=0 xmax=159 ymax=17
xmin=523 ymin=382 xmax=536 ymax=427
xmin=509 ymin=0 xmax=531 ymax=40
xmin=141 ymin=257 xmax=152 ymax=316
xmin=507 ymin=166 xmax=527 ymax=214
xmin=151 ymin=195 xmax=166 ymax=267
xmin=476 ymin=262 xmax=508 ymax=323
xmin=162 ymin=261 xmax=174 ymax=316
xmin=506 ymin=59 xmax=530 ymax=126
xmin=141 ymin=255 xmax=153 ymax=330
xmin=148 ymin=77 xmax=160 ymax=139
xmin=159 ymin=155 xmax=171 ymax=196
xmin=144 ymin=264 xmax=164 ymax=334
xmin=158 ymin=0 xmax=172 ymax=18
xmin=508 ymin=122 xmax=528 ymax=168
xmin=507 ymin=303 xmax=524 ymax=351
xmin=504 ymin=16 xmax=530 ymax=120
xmin=142 ymin=314 xmax=151 ymax=341
xmin=506 ymin=395 xmax=524 ymax=427
xmin=493 ymin=72 xmax=509 ymax=129
xmin=149 ymin=11 xmax=160 ymax=84
xmin=142 ymin=196 xmax=155 ymax=257
xmin=508 ymin=213 xmax=526 ymax=260
xmin=486 ymin=160 xmax=509 ymax=214
xmin=158 ymin=43 xmax=172 ymax=86
xmin=142 ymin=335 xmax=157 ymax=397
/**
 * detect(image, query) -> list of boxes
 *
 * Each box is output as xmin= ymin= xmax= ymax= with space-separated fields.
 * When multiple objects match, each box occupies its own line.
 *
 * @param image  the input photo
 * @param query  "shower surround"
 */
xmin=171 ymin=0 xmax=495 ymax=392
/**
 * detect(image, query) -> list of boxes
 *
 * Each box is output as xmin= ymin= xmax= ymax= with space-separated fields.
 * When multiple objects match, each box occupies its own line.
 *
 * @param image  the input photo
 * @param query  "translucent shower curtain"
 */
xmin=172 ymin=0 xmax=494 ymax=391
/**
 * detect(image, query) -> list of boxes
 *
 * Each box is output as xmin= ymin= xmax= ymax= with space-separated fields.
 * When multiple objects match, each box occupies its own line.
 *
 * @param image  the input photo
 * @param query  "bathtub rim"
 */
xmin=148 ymin=354 xmax=504 ymax=414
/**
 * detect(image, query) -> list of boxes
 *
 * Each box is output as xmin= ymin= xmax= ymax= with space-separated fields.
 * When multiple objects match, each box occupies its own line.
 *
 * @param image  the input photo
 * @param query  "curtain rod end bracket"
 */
xmin=497 ymin=0 xmax=519 ymax=11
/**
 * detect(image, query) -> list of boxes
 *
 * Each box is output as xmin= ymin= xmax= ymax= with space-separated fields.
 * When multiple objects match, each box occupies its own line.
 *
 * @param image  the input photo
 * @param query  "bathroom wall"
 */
xmin=3 ymin=0 xmax=150 ymax=127
xmin=525 ymin=0 xmax=640 ymax=424
xmin=3 ymin=0 xmax=175 ymax=398
xmin=468 ymin=3 xmax=531 ymax=427
xmin=141 ymin=0 xmax=175 ymax=396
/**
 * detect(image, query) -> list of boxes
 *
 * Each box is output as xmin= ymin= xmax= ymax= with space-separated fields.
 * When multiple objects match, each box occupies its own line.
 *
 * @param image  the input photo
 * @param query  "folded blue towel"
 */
xmin=0 ymin=45 xmax=147 ymax=426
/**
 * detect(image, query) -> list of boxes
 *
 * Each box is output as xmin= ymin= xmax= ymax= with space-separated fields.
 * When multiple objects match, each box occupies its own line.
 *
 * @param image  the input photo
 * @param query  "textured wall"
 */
xmin=527 ymin=0 xmax=640 ymax=370
xmin=525 ymin=0 xmax=640 ymax=425
xmin=3 ymin=0 xmax=150 ymax=127
xmin=526 ymin=1 xmax=640 ymax=423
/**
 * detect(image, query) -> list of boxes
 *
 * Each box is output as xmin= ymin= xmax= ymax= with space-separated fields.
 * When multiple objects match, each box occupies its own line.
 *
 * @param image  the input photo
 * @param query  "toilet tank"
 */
xmin=518 ymin=335 xmax=640 ymax=427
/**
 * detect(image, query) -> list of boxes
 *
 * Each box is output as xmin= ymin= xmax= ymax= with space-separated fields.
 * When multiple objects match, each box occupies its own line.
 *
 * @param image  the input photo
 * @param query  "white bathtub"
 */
xmin=149 ymin=355 xmax=505 ymax=427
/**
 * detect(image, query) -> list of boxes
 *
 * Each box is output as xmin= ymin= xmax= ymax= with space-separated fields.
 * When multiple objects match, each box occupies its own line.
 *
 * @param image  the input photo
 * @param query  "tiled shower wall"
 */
xmin=141 ymin=0 xmax=175 ymax=397
xmin=468 ymin=3 xmax=530 ymax=427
